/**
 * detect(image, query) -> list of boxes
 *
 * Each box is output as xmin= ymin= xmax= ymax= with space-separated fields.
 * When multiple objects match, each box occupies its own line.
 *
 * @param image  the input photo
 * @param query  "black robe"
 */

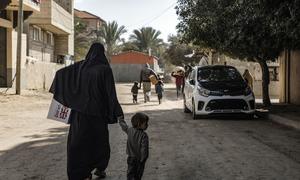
xmin=50 ymin=43 xmax=123 ymax=180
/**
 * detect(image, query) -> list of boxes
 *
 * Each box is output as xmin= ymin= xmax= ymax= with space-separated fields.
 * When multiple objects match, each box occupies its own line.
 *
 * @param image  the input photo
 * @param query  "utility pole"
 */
xmin=16 ymin=0 xmax=24 ymax=95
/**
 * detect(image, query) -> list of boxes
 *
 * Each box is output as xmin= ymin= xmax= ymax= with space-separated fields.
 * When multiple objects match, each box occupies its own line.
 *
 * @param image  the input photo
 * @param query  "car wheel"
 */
xmin=192 ymin=99 xmax=198 ymax=120
xmin=183 ymin=94 xmax=191 ymax=113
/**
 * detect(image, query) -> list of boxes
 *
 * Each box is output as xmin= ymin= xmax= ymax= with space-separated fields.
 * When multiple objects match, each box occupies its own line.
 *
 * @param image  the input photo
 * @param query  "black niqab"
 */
xmin=84 ymin=42 xmax=109 ymax=66
xmin=50 ymin=43 xmax=123 ymax=123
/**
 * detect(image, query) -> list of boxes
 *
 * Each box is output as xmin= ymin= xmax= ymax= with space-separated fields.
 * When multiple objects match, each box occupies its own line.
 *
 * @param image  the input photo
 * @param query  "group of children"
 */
xmin=131 ymin=76 xmax=164 ymax=104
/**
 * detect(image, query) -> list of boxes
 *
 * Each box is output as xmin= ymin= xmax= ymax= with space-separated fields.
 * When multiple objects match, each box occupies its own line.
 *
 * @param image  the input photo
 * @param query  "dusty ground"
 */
xmin=0 ymin=84 xmax=300 ymax=180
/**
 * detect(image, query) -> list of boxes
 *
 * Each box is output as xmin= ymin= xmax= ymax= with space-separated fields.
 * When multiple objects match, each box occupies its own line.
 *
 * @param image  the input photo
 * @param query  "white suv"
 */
xmin=183 ymin=65 xmax=255 ymax=119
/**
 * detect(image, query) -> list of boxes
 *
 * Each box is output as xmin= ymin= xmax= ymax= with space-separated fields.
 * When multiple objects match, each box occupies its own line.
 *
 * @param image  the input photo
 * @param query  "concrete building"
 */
xmin=111 ymin=51 xmax=160 ymax=82
xmin=0 ymin=0 xmax=40 ymax=88
xmin=0 ymin=0 xmax=74 ymax=90
xmin=73 ymin=9 xmax=105 ymax=61
xmin=74 ymin=8 xmax=105 ymax=32
xmin=279 ymin=50 xmax=300 ymax=105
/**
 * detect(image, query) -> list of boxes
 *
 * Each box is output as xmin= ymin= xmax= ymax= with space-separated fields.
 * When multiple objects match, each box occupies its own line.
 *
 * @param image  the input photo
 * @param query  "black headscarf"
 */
xmin=50 ymin=43 xmax=123 ymax=123
xmin=84 ymin=43 xmax=109 ymax=67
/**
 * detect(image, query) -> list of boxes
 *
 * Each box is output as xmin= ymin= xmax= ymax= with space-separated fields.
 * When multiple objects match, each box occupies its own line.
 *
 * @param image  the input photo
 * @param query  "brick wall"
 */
xmin=110 ymin=51 xmax=160 ymax=82
xmin=111 ymin=51 xmax=157 ymax=65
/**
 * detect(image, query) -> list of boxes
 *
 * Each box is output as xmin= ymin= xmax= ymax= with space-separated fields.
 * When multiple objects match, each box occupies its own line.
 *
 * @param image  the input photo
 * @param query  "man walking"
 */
xmin=140 ymin=63 xmax=157 ymax=103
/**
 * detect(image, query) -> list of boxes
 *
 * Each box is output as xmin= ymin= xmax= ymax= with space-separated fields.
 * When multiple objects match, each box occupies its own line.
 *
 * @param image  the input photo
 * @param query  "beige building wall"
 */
xmin=55 ymin=35 xmax=70 ymax=55
xmin=84 ymin=18 xmax=101 ymax=31
xmin=25 ymin=61 xmax=64 ymax=90
xmin=28 ymin=0 xmax=74 ymax=56
xmin=279 ymin=50 xmax=300 ymax=105
xmin=1 ymin=0 xmax=73 ymax=90
xmin=24 ymin=0 xmax=74 ymax=90
xmin=28 ymin=42 xmax=54 ymax=62
xmin=6 ymin=30 xmax=27 ymax=88
xmin=289 ymin=51 xmax=300 ymax=104
xmin=279 ymin=51 xmax=287 ymax=103
xmin=25 ymin=25 xmax=55 ymax=63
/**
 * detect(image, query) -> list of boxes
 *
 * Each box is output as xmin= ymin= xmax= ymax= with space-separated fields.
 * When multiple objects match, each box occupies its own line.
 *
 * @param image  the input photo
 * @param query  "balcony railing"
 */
xmin=28 ymin=0 xmax=72 ymax=35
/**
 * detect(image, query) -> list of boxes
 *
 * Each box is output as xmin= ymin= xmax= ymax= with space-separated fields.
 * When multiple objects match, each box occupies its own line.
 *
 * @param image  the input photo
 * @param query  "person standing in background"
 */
xmin=243 ymin=69 xmax=254 ymax=90
xmin=155 ymin=80 xmax=164 ymax=104
xmin=131 ymin=81 xmax=139 ymax=104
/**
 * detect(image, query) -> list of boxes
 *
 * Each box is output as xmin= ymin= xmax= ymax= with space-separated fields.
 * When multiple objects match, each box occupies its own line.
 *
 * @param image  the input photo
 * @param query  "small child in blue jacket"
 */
xmin=131 ymin=81 xmax=139 ymax=103
xmin=155 ymin=80 xmax=164 ymax=104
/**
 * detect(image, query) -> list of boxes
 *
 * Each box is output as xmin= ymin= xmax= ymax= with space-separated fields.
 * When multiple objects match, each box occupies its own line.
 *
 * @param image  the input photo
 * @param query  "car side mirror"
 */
xmin=189 ymin=79 xmax=195 ymax=85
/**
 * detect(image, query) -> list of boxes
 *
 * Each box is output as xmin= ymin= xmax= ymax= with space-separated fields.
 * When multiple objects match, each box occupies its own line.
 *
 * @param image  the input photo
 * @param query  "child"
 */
xmin=119 ymin=113 xmax=149 ymax=180
xmin=131 ymin=81 xmax=139 ymax=103
xmin=155 ymin=80 xmax=164 ymax=104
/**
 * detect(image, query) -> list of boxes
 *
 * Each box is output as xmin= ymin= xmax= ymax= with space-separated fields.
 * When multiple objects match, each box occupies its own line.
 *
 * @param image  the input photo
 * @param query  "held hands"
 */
xmin=117 ymin=116 xmax=124 ymax=122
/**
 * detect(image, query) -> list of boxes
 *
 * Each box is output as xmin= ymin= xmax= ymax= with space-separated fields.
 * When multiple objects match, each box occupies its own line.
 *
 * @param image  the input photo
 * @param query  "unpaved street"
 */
xmin=0 ymin=84 xmax=300 ymax=180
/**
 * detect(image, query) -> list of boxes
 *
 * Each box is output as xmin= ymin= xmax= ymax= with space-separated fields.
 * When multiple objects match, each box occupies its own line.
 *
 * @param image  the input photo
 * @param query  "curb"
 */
xmin=268 ymin=114 xmax=300 ymax=130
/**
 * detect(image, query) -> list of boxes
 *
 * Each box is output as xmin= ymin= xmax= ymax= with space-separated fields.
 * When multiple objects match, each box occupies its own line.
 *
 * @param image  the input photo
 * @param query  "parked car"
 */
xmin=183 ymin=65 xmax=255 ymax=119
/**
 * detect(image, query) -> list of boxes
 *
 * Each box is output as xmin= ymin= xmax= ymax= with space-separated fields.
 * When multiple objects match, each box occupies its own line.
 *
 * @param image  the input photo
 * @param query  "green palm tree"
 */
xmin=74 ymin=17 xmax=90 ymax=61
xmin=92 ymin=21 xmax=127 ymax=60
xmin=129 ymin=27 xmax=163 ymax=54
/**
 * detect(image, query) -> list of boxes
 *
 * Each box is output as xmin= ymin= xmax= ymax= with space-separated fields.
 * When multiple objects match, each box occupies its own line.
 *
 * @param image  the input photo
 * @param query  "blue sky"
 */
xmin=74 ymin=0 xmax=179 ymax=42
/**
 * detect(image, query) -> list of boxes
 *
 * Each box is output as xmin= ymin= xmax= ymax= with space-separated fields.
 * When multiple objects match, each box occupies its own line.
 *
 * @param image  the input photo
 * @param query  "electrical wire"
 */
xmin=126 ymin=2 xmax=177 ymax=28
xmin=142 ymin=2 xmax=177 ymax=27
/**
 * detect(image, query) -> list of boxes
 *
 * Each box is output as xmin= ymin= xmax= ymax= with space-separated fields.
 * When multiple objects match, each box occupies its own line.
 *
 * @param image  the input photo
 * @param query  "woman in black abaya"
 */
xmin=50 ymin=43 xmax=123 ymax=180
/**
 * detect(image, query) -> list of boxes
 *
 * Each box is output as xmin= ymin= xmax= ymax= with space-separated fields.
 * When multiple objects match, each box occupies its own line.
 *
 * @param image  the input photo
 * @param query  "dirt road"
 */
xmin=0 ymin=84 xmax=300 ymax=180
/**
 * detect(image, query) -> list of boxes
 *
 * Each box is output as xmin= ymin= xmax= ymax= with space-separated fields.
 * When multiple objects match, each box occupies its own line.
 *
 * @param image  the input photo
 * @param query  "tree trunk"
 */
xmin=258 ymin=60 xmax=271 ymax=107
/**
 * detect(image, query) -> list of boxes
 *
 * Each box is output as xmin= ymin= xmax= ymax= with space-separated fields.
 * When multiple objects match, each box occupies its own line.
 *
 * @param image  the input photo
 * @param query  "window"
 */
xmin=31 ymin=26 xmax=41 ymax=41
xmin=43 ymin=31 xmax=47 ymax=43
xmin=46 ymin=31 xmax=53 ymax=45
xmin=41 ymin=31 xmax=53 ymax=45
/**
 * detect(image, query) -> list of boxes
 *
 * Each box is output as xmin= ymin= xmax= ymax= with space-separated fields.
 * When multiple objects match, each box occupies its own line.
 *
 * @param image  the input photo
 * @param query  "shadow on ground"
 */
xmin=0 ymin=127 xmax=68 ymax=180
xmin=1 ymin=106 xmax=300 ymax=179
